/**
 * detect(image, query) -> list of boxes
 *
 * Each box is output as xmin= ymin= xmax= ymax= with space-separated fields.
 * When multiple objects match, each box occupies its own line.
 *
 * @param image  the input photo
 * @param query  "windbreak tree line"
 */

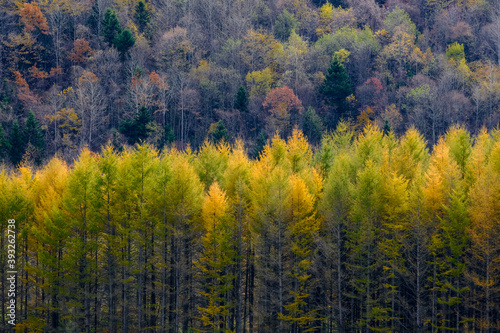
xmin=2 ymin=125 xmax=500 ymax=332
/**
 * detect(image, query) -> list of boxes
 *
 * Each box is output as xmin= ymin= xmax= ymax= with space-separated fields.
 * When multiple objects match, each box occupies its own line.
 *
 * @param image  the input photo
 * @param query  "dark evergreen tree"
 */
xmin=102 ymin=9 xmax=121 ymax=47
xmin=115 ymin=29 xmax=135 ymax=60
xmin=9 ymin=120 xmax=24 ymax=165
xmin=24 ymin=110 xmax=45 ymax=164
xmin=0 ymin=124 xmax=11 ymax=161
xmin=119 ymin=106 xmax=153 ymax=145
xmin=320 ymin=55 xmax=353 ymax=121
xmin=303 ymin=106 xmax=324 ymax=144
xmin=253 ymin=130 xmax=266 ymax=159
xmin=88 ymin=1 xmax=100 ymax=36
xmin=234 ymin=86 xmax=248 ymax=113
xmin=210 ymin=120 xmax=229 ymax=144
xmin=383 ymin=119 xmax=391 ymax=136
xmin=274 ymin=10 xmax=297 ymax=42
xmin=134 ymin=0 xmax=151 ymax=33
xmin=160 ymin=124 xmax=175 ymax=148
xmin=24 ymin=110 xmax=45 ymax=152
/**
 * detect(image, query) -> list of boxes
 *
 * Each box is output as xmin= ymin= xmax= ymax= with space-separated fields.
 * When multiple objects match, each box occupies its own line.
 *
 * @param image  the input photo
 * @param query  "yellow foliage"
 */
xmin=202 ymin=182 xmax=228 ymax=232
xmin=246 ymin=67 xmax=274 ymax=98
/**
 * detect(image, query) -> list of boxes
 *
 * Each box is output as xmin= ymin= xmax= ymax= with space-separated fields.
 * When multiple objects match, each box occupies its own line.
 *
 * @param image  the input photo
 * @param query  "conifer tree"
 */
xmin=102 ymin=9 xmax=121 ymax=47
xmin=94 ymin=145 xmax=119 ymax=333
xmin=210 ymin=121 xmax=229 ymax=144
xmin=134 ymin=0 xmax=151 ymax=33
xmin=115 ymin=29 xmax=135 ymax=60
xmin=196 ymin=182 xmax=236 ymax=332
xmin=280 ymin=175 xmax=321 ymax=331
xmin=222 ymin=140 xmax=252 ymax=332
xmin=30 ymin=157 xmax=70 ymax=330
xmin=61 ymin=148 xmax=99 ymax=331
xmin=0 ymin=124 xmax=11 ymax=161
xmin=302 ymin=106 xmax=324 ymax=144
xmin=253 ymin=130 xmax=267 ymax=159
xmin=24 ymin=110 xmax=45 ymax=164
xmin=320 ymin=55 xmax=353 ymax=122
xmin=120 ymin=106 xmax=153 ymax=144
xmin=9 ymin=120 xmax=24 ymax=165
xmin=234 ymin=86 xmax=248 ymax=113
xmin=467 ymin=148 xmax=500 ymax=332
xmin=195 ymin=140 xmax=231 ymax=189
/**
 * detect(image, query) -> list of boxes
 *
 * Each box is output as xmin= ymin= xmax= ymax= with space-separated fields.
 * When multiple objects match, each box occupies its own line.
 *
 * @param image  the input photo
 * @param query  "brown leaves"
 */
xmin=263 ymin=86 xmax=303 ymax=117
xmin=68 ymin=39 xmax=93 ymax=63
xmin=19 ymin=2 xmax=49 ymax=34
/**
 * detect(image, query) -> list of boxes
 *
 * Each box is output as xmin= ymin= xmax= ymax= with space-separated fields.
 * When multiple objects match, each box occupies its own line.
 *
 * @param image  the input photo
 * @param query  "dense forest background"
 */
xmin=1 ymin=0 xmax=500 ymax=162
xmin=2 ymin=125 xmax=500 ymax=332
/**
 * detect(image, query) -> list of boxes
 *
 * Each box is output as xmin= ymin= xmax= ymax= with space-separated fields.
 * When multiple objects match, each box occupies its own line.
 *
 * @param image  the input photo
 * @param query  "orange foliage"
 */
xmin=14 ymin=71 xmax=41 ymax=107
xmin=19 ymin=2 xmax=49 ymax=34
xmin=68 ymin=39 xmax=93 ymax=63
xmin=14 ymin=71 xmax=29 ymax=89
xmin=30 ymin=63 xmax=48 ymax=79
xmin=49 ymin=67 xmax=63 ymax=76
xmin=79 ymin=71 xmax=99 ymax=83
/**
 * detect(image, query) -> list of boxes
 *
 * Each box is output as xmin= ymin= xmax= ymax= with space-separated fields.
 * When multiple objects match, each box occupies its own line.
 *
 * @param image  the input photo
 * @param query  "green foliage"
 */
xmin=383 ymin=6 xmax=417 ymax=37
xmin=233 ymin=86 xmax=248 ymax=113
xmin=134 ymin=0 xmax=151 ymax=33
xmin=209 ymin=120 xmax=229 ymax=144
xmin=446 ymin=42 xmax=465 ymax=63
xmin=160 ymin=123 xmax=175 ymax=148
xmin=253 ymin=130 xmax=267 ymax=159
xmin=274 ymin=10 xmax=297 ymax=42
xmin=383 ymin=119 xmax=391 ymax=136
xmin=119 ymin=106 xmax=154 ymax=145
xmin=320 ymin=54 xmax=353 ymax=119
xmin=24 ymin=110 xmax=45 ymax=164
xmin=0 ymin=124 xmax=11 ymax=161
xmin=115 ymin=29 xmax=135 ymax=59
xmin=9 ymin=120 xmax=24 ymax=165
xmin=102 ymin=9 xmax=121 ymax=47
xmin=302 ymin=106 xmax=324 ymax=144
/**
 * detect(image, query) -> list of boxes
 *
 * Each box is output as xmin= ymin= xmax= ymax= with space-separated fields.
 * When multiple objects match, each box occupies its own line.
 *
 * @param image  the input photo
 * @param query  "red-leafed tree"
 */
xmin=262 ymin=86 xmax=303 ymax=136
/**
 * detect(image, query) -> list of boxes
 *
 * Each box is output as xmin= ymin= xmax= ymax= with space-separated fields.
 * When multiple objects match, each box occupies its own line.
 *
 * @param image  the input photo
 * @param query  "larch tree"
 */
xmin=196 ymin=182 xmax=236 ymax=332
xmin=61 ymin=148 xmax=99 ymax=332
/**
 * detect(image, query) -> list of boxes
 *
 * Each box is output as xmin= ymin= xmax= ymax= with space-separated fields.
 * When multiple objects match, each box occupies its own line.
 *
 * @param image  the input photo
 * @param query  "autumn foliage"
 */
xmin=19 ymin=2 xmax=49 ymax=34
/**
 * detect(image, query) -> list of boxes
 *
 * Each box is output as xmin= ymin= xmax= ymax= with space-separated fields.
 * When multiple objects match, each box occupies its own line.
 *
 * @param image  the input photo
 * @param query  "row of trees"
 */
xmin=3 ymin=0 xmax=500 ymax=164
xmin=2 ymin=124 xmax=500 ymax=332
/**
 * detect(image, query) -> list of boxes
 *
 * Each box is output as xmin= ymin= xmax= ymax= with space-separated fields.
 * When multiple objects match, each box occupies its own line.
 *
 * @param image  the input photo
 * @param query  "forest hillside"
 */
xmin=1 ymin=0 xmax=500 ymax=164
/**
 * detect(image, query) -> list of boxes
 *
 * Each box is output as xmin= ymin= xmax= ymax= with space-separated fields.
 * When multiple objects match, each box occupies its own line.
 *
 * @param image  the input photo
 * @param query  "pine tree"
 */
xmin=119 ymin=106 xmax=153 ymax=144
xmin=0 ymin=124 xmax=11 ymax=161
xmin=234 ymin=86 xmax=248 ymax=113
xmin=102 ymin=9 xmax=121 ymax=47
xmin=115 ymin=29 xmax=135 ymax=60
xmin=253 ymin=130 xmax=267 ymax=159
xmin=134 ymin=0 xmax=151 ymax=33
xmin=9 ymin=120 xmax=25 ymax=165
xmin=210 ymin=121 xmax=229 ymax=144
xmin=24 ymin=110 xmax=45 ymax=164
xmin=302 ymin=106 xmax=324 ymax=144
xmin=320 ymin=55 xmax=352 ymax=122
